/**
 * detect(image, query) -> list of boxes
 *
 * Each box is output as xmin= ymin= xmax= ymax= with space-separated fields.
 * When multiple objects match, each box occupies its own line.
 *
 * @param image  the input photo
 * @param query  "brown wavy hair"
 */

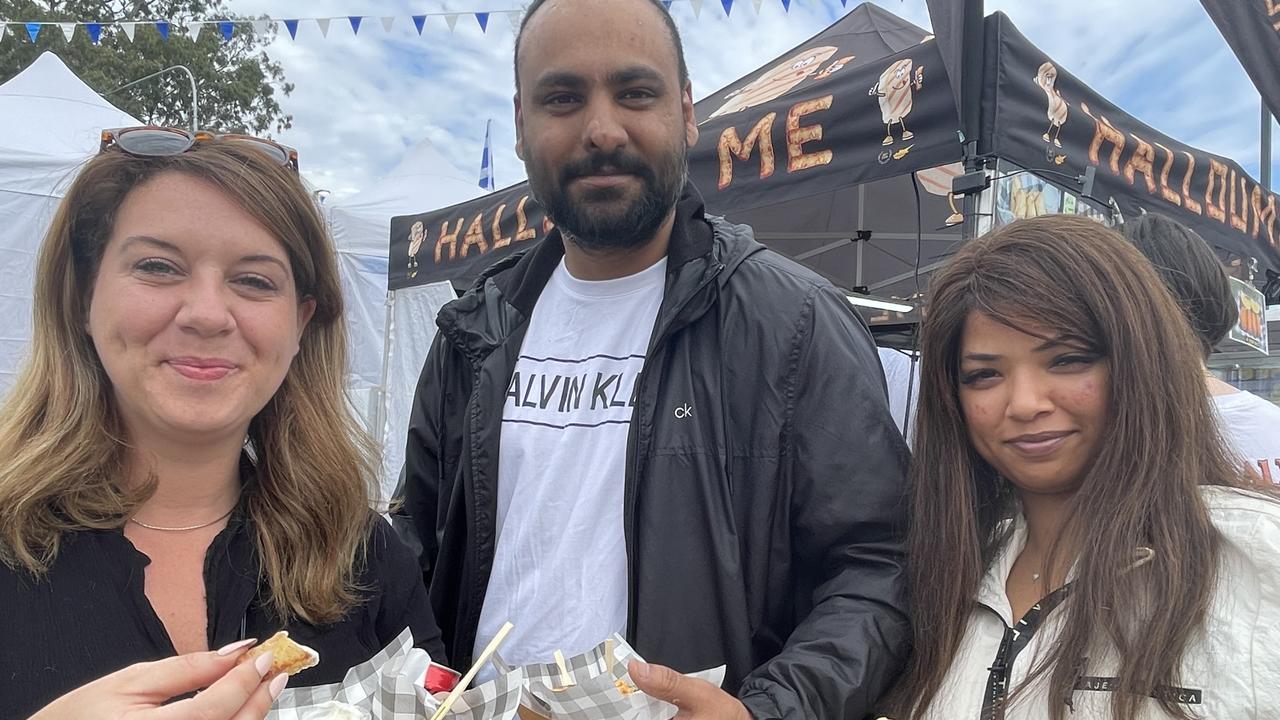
xmin=0 ymin=140 xmax=376 ymax=625
xmin=888 ymin=215 xmax=1255 ymax=719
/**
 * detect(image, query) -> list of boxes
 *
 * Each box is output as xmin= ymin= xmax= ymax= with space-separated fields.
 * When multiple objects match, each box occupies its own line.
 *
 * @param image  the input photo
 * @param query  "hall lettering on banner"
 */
xmin=430 ymin=195 xmax=550 ymax=264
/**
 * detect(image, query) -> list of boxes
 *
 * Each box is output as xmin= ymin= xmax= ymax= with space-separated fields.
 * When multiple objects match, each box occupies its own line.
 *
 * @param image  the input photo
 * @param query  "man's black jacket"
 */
xmin=394 ymin=187 xmax=910 ymax=719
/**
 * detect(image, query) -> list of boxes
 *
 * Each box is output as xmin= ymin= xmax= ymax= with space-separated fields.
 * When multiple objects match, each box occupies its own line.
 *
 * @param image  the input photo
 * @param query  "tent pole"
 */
xmin=374 ymin=289 xmax=396 ymax=501
xmin=960 ymin=0 xmax=985 ymax=240
xmin=1263 ymin=99 xmax=1273 ymax=192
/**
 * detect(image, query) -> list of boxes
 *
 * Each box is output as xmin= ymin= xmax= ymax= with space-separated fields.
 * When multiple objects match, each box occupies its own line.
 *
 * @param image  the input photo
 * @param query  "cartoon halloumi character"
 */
xmin=706 ymin=46 xmax=839 ymax=121
xmin=870 ymin=59 xmax=924 ymax=146
xmin=407 ymin=220 xmax=425 ymax=278
xmin=1034 ymin=61 xmax=1069 ymax=148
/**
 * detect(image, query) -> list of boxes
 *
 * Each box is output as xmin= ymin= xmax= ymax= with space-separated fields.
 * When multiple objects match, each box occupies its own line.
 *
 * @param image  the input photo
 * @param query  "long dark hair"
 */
xmin=890 ymin=215 xmax=1253 ymax=719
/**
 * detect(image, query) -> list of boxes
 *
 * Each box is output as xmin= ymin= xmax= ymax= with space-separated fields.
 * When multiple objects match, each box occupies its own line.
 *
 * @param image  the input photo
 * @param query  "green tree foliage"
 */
xmin=0 ymin=0 xmax=293 ymax=135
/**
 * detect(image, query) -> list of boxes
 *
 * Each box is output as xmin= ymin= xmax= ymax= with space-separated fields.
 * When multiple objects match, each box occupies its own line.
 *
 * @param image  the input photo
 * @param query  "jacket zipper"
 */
xmin=622 ymin=262 xmax=724 ymax=639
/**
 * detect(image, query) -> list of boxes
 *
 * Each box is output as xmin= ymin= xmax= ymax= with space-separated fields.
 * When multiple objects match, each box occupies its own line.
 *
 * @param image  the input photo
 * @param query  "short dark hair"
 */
xmin=513 ymin=0 xmax=690 ymax=95
xmin=1122 ymin=213 xmax=1238 ymax=359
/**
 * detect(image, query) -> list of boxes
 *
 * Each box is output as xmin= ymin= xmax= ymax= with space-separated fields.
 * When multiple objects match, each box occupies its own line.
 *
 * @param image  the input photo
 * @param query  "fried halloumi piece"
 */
xmin=241 ymin=631 xmax=319 ymax=676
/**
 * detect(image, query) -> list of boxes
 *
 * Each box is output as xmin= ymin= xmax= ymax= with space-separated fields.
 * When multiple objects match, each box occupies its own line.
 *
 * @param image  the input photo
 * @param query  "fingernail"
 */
xmin=216 ymin=638 xmax=258 ymax=656
xmin=253 ymin=651 xmax=275 ymax=677
xmin=268 ymin=672 xmax=288 ymax=699
xmin=631 ymin=661 xmax=650 ymax=681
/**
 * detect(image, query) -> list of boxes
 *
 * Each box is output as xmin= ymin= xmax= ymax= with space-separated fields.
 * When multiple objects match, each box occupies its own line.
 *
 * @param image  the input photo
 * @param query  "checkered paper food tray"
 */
xmin=268 ymin=629 xmax=525 ymax=720
xmin=511 ymin=635 xmax=726 ymax=720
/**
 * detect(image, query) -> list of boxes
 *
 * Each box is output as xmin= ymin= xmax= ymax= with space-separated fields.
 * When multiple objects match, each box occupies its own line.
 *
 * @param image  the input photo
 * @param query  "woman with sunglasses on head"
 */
xmin=883 ymin=215 xmax=1280 ymax=719
xmin=0 ymin=128 xmax=445 ymax=719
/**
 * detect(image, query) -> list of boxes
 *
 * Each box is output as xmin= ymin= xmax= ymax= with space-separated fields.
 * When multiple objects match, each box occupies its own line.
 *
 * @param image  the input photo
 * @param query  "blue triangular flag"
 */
xmin=479 ymin=120 xmax=495 ymax=191
xmin=25 ymin=23 xmax=41 ymax=42
xmin=85 ymin=22 xmax=102 ymax=43
xmin=475 ymin=12 xmax=489 ymax=32
xmin=412 ymin=15 xmax=427 ymax=35
xmin=348 ymin=16 xmax=362 ymax=34
xmin=780 ymin=0 xmax=791 ymax=10
xmin=841 ymin=0 xmax=848 ymax=5
xmin=284 ymin=19 xmax=299 ymax=39
xmin=218 ymin=20 xmax=233 ymax=41
xmin=156 ymin=21 xmax=170 ymax=39
xmin=661 ymin=0 xmax=673 ymax=8
xmin=721 ymin=0 xmax=733 ymax=15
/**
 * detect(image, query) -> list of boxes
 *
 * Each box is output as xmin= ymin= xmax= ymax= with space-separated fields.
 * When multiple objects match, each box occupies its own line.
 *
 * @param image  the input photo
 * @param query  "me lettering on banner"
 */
xmin=716 ymin=95 xmax=834 ymax=190
xmin=1077 ymin=102 xmax=1280 ymax=251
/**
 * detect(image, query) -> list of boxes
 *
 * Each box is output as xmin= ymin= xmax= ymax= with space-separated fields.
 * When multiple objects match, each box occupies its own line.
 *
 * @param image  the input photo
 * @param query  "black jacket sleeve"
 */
xmin=369 ymin=515 xmax=448 ymax=666
xmin=391 ymin=332 xmax=453 ymax=583
xmin=738 ymin=284 xmax=911 ymax=720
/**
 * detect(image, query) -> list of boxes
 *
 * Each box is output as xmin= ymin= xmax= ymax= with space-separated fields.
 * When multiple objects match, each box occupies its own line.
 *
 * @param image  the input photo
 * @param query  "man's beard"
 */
xmin=526 ymin=143 xmax=687 ymax=252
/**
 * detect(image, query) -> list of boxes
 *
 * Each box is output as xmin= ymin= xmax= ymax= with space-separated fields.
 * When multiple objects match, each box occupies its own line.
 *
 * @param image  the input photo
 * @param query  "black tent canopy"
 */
xmin=388 ymin=3 xmax=1280 ymax=311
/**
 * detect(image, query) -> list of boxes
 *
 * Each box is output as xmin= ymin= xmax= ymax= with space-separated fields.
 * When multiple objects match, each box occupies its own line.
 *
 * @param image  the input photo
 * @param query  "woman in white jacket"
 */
xmin=885 ymin=215 xmax=1280 ymax=719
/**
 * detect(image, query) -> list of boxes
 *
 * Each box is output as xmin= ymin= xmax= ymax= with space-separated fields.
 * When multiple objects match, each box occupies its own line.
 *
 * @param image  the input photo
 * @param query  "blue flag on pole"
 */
xmin=479 ymin=120 xmax=495 ymax=192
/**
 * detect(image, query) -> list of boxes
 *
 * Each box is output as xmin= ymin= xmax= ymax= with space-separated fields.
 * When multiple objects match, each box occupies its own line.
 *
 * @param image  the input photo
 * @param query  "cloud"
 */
xmin=230 ymin=0 xmax=1276 ymax=203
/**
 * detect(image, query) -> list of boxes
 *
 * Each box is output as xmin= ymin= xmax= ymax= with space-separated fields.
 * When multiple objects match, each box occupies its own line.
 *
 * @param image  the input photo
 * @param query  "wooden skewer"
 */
xmin=603 ymin=639 xmax=615 ymax=676
xmin=430 ymin=622 xmax=514 ymax=720
xmin=553 ymin=649 xmax=575 ymax=689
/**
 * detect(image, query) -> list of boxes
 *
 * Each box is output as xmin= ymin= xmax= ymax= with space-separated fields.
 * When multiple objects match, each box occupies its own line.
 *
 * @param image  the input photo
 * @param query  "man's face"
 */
xmin=514 ymin=0 xmax=699 ymax=252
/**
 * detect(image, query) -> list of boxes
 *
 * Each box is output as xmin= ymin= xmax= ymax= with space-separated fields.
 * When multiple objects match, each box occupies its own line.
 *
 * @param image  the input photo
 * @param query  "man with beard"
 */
xmin=395 ymin=0 xmax=910 ymax=716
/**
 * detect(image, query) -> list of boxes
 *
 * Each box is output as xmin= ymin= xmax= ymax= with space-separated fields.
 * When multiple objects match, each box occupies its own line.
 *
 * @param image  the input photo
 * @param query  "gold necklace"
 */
xmin=129 ymin=506 xmax=235 ymax=532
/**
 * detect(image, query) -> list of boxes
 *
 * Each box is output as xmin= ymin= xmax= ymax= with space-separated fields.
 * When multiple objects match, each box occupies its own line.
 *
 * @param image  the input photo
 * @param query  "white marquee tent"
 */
xmin=327 ymin=139 xmax=483 ymax=497
xmin=0 ymin=52 xmax=139 ymax=393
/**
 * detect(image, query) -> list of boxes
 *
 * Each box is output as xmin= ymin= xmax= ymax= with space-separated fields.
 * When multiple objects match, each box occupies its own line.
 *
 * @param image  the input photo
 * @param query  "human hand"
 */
xmin=629 ymin=660 xmax=752 ymax=720
xmin=30 ymin=639 xmax=287 ymax=720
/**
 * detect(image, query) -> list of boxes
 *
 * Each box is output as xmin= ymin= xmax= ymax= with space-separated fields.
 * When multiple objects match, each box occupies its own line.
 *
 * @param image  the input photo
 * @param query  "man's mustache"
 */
xmin=559 ymin=151 xmax=655 ymax=184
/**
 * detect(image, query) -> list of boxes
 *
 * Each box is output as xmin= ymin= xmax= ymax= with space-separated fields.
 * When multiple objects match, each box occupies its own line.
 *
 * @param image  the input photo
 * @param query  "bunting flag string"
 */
xmin=0 ymin=1 xmax=836 ymax=46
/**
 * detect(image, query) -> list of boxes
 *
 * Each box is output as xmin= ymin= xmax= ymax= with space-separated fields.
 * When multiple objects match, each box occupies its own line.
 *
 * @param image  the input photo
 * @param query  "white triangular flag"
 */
xmin=252 ymin=19 xmax=270 ymax=35
xmin=315 ymin=17 xmax=330 ymax=37
xmin=121 ymin=22 xmax=136 ymax=41
xmin=445 ymin=14 xmax=458 ymax=32
xmin=0 ymin=24 xmax=7 ymax=42
xmin=59 ymin=22 xmax=75 ymax=41
xmin=691 ymin=0 xmax=703 ymax=18
xmin=186 ymin=21 xmax=203 ymax=41
xmin=380 ymin=16 xmax=395 ymax=32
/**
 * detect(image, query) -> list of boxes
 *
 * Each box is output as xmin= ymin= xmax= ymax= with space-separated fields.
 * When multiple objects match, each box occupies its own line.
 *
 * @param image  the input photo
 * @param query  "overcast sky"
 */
xmin=220 ymin=0 xmax=1280 ymax=203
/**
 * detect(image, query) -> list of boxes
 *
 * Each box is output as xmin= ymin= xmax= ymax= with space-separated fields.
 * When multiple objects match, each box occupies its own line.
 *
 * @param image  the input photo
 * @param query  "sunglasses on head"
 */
xmin=99 ymin=126 xmax=299 ymax=171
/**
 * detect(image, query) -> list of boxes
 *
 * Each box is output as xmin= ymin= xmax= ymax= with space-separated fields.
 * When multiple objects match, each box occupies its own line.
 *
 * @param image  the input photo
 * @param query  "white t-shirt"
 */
xmin=1213 ymin=390 xmax=1280 ymax=485
xmin=877 ymin=347 xmax=919 ymax=447
xmin=473 ymin=256 xmax=666 ymax=677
